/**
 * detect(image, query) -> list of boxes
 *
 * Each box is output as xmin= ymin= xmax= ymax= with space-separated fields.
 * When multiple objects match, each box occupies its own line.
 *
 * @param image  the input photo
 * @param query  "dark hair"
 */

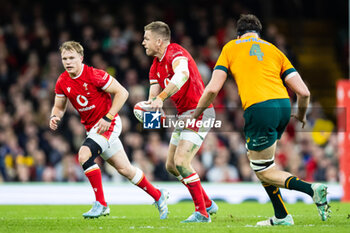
xmin=236 ymin=14 xmax=262 ymax=36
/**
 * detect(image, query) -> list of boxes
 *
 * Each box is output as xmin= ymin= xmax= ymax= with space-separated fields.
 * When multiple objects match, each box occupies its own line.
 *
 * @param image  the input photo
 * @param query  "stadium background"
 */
xmin=0 ymin=0 xmax=348 ymax=203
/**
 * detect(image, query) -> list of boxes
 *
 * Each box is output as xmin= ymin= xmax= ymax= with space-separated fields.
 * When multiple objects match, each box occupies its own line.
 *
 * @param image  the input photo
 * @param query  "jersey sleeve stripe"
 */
xmin=172 ymin=56 xmax=188 ymax=65
xmin=281 ymin=68 xmax=296 ymax=81
xmin=101 ymin=75 xmax=112 ymax=90
xmin=150 ymin=79 xmax=158 ymax=84
xmin=214 ymin=65 xmax=228 ymax=73
xmin=284 ymin=71 xmax=298 ymax=81
xmin=56 ymin=94 xmax=65 ymax=98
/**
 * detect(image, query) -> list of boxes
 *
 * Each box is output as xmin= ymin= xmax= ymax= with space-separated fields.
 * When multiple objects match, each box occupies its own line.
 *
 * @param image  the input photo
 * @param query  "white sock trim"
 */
xmin=130 ymin=167 xmax=144 ymax=184
xmin=84 ymin=164 xmax=99 ymax=173
xmin=176 ymin=175 xmax=183 ymax=181
xmin=183 ymin=173 xmax=200 ymax=184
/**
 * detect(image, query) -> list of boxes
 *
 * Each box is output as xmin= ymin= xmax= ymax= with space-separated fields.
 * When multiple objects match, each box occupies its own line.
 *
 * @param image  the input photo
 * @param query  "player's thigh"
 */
xmin=90 ymin=116 xmax=123 ymax=161
xmin=86 ymin=115 xmax=122 ymax=150
xmin=168 ymin=126 xmax=181 ymax=165
xmin=169 ymin=126 xmax=181 ymax=147
xmin=181 ymin=107 xmax=215 ymax=147
xmin=248 ymin=141 xmax=277 ymax=160
xmin=174 ymin=139 xmax=200 ymax=165
xmin=166 ymin=143 xmax=177 ymax=170
xmin=173 ymin=127 xmax=208 ymax=165
xmin=106 ymin=148 xmax=133 ymax=172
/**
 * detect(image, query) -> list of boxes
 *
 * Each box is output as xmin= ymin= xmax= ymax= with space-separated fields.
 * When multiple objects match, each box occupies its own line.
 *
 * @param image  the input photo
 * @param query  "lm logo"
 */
xmin=143 ymin=111 xmax=162 ymax=129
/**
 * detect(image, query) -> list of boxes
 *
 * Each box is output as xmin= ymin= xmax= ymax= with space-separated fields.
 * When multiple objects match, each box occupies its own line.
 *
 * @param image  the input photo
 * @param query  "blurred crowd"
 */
xmin=0 ymin=0 xmax=340 ymax=183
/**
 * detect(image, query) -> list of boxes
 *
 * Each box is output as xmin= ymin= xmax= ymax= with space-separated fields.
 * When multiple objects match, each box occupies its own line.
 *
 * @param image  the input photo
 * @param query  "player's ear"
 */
xmin=157 ymin=38 xmax=162 ymax=46
xmin=80 ymin=56 xmax=84 ymax=62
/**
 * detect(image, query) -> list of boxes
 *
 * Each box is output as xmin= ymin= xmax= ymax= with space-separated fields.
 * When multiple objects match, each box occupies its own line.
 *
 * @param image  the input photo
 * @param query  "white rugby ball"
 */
xmin=133 ymin=101 xmax=165 ymax=123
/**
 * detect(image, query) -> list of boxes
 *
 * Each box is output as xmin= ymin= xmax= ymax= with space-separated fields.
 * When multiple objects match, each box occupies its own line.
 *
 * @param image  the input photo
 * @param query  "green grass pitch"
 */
xmin=0 ymin=202 xmax=349 ymax=233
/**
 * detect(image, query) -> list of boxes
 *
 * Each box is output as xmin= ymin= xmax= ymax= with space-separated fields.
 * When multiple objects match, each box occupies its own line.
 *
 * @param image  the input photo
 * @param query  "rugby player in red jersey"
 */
xmin=49 ymin=41 xmax=168 ymax=219
xmin=142 ymin=21 xmax=218 ymax=223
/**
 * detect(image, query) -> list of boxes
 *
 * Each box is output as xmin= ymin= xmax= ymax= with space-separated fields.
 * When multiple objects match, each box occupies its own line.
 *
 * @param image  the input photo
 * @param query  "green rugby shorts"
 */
xmin=243 ymin=98 xmax=291 ymax=151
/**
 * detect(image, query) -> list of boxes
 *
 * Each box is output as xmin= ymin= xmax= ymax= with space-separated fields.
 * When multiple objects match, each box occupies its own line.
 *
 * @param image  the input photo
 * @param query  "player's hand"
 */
xmin=150 ymin=97 xmax=163 ymax=111
xmin=49 ymin=115 xmax=61 ymax=130
xmin=291 ymin=113 xmax=306 ymax=128
xmin=96 ymin=118 xmax=111 ymax=134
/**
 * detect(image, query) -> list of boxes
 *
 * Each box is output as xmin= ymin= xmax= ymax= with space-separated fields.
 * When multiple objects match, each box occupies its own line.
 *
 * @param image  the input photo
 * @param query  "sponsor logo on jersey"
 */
xmin=164 ymin=78 xmax=170 ymax=87
xmin=78 ymin=105 xmax=96 ymax=112
xmin=76 ymin=95 xmax=88 ymax=107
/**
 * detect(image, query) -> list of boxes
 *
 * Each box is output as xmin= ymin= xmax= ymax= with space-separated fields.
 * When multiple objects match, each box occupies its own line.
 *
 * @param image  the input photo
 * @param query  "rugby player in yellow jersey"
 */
xmin=193 ymin=14 xmax=330 ymax=226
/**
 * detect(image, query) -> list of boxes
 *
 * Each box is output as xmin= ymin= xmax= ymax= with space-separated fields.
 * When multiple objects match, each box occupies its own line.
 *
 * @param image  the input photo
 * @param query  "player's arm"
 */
xmin=150 ymin=58 xmax=189 ymax=109
xmin=97 ymin=78 xmax=129 ymax=134
xmin=49 ymin=95 xmax=68 ymax=130
xmin=104 ymin=78 xmax=129 ymax=115
xmin=285 ymin=72 xmax=310 ymax=128
xmin=192 ymin=69 xmax=227 ymax=119
xmin=148 ymin=83 xmax=162 ymax=101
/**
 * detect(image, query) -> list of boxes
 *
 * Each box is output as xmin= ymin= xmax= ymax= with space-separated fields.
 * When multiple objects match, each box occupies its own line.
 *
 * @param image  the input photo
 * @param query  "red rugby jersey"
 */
xmin=149 ymin=43 xmax=212 ymax=114
xmin=55 ymin=64 xmax=114 ymax=131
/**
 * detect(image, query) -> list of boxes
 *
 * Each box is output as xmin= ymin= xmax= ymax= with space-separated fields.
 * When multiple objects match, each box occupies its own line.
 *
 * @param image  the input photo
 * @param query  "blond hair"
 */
xmin=144 ymin=21 xmax=171 ymax=41
xmin=59 ymin=41 xmax=84 ymax=56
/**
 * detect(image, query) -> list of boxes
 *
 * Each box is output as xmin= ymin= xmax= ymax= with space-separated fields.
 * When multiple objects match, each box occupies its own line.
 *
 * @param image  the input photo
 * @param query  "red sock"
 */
xmin=85 ymin=167 xmax=107 ymax=206
xmin=132 ymin=168 xmax=161 ymax=201
xmin=180 ymin=176 xmax=212 ymax=208
xmin=183 ymin=173 xmax=208 ymax=217
xmin=200 ymin=186 xmax=212 ymax=208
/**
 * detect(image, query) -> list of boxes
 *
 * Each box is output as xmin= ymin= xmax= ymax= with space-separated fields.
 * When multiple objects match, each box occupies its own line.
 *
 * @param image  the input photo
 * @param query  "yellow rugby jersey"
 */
xmin=215 ymin=35 xmax=296 ymax=110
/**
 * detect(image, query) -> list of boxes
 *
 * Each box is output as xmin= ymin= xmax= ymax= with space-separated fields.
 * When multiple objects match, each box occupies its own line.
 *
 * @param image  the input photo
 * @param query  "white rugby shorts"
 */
xmin=170 ymin=107 xmax=215 ymax=147
xmin=86 ymin=115 xmax=123 ymax=160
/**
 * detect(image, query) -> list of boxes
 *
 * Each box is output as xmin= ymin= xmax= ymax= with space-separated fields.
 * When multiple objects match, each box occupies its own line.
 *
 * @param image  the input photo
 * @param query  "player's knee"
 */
xmin=80 ymin=138 xmax=102 ymax=170
xmin=78 ymin=146 xmax=91 ymax=164
xmin=174 ymin=156 xmax=184 ymax=167
xmin=255 ymin=171 xmax=267 ymax=182
xmin=255 ymin=169 xmax=275 ymax=183
xmin=165 ymin=161 xmax=176 ymax=174
xmin=174 ymin=156 xmax=191 ymax=171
